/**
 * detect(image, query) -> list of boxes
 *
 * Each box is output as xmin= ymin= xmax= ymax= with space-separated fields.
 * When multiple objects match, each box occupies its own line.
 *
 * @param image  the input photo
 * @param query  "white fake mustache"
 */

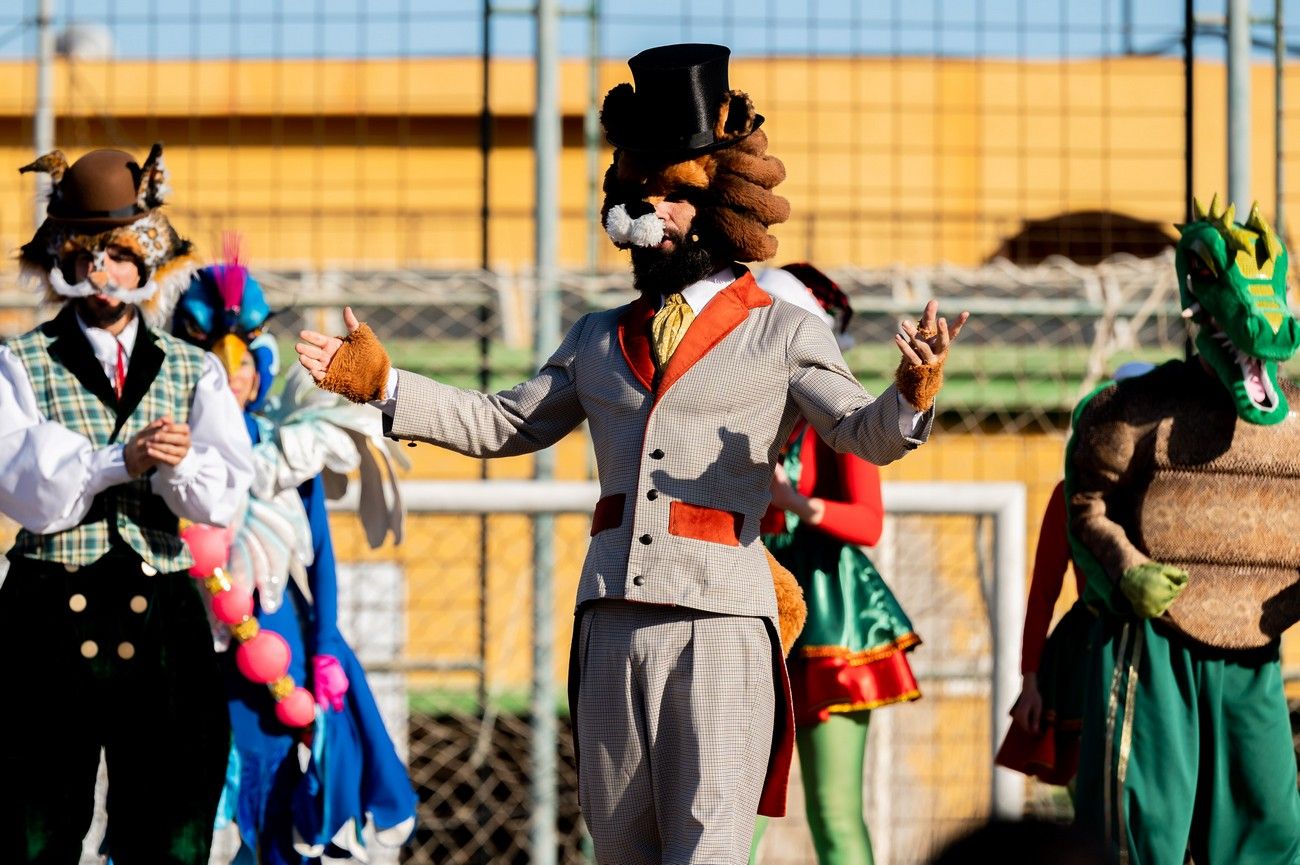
xmin=48 ymin=266 xmax=159 ymax=304
xmin=604 ymin=203 xmax=666 ymax=248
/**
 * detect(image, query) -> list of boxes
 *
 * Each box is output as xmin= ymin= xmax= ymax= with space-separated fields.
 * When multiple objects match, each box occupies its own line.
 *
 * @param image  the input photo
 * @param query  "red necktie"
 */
xmin=114 ymin=340 xmax=126 ymax=400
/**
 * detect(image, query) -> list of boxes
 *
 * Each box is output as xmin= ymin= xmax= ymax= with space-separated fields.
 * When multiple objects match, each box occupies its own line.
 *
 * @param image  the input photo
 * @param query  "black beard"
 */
xmin=631 ymin=232 xmax=717 ymax=297
xmin=74 ymin=296 xmax=134 ymax=329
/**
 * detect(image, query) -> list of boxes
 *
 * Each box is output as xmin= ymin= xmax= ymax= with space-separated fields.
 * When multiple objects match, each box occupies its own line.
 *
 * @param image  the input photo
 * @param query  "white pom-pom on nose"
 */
xmin=604 ymin=204 xmax=633 ymax=244
xmin=627 ymin=213 xmax=665 ymax=248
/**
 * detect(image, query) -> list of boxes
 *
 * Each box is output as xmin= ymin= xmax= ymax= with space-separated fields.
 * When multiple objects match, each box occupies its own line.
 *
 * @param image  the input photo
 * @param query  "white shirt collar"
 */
xmin=75 ymin=308 xmax=139 ymax=379
xmin=672 ymin=264 xmax=738 ymax=314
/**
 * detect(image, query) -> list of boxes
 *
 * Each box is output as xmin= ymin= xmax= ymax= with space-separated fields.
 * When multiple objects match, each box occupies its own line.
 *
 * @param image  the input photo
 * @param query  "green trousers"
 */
xmin=750 ymin=712 xmax=875 ymax=865
xmin=1075 ymin=618 xmax=1300 ymax=865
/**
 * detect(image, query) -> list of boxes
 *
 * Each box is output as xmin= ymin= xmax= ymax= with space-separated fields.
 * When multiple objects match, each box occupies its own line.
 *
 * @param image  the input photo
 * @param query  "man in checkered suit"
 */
xmin=298 ymin=44 xmax=966 ymax=865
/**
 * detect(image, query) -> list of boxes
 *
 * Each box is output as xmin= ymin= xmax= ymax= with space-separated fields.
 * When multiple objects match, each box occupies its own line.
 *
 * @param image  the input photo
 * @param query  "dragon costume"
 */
xmin=1069 ymin=197 xmax=1300 ymax=865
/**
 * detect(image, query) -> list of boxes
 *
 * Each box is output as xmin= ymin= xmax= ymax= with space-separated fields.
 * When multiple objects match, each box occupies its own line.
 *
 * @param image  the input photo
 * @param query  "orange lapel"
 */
xmin=617 ymin=296 xmax=656 ymax=392
xmin=656 ymin=269 xmax=772 ymax=403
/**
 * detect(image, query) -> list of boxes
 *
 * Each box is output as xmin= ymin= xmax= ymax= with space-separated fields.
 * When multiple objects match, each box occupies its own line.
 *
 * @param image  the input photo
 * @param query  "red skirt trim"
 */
xmin=788 ymin=639 xmax=922 ymax=727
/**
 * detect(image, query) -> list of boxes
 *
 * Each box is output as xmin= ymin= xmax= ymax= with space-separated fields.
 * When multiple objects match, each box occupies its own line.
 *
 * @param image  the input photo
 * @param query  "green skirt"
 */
xmin=766 ymin=525 xmax=921 ymax=726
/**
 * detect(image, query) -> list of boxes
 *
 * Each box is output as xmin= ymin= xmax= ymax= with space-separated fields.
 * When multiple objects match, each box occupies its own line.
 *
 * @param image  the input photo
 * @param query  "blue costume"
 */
xmin=174 ymin=262 xmax=416 ymax=863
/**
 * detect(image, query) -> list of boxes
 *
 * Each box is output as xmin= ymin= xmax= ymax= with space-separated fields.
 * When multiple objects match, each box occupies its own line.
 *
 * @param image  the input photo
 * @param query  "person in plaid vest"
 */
xmin=0 ymin=146 xmax=253 ymax=864
xmin=298 ymin=44 xmax=968 ymax=865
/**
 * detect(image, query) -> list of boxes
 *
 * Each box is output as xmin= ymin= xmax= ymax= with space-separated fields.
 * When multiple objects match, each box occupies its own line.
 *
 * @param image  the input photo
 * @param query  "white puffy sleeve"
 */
xmin=150 ymin=353 xmax=254 ymax=526
xmin=0 ymin=346 xmax=133 ymax=533
xmin=249 ymin=365 xmax=409 ymax=548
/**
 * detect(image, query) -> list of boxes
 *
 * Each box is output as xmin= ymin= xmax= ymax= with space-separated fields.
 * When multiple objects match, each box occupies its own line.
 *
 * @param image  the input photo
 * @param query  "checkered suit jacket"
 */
xmin=385 ymin=267 xmax=933 ymax=816
xmin=386 ymin=269 xmax=931 ymax=619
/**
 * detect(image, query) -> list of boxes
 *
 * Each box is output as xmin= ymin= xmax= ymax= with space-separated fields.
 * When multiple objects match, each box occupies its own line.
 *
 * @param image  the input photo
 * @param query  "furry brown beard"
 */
xmin=631 ymin=229 xmax=718 ymax=297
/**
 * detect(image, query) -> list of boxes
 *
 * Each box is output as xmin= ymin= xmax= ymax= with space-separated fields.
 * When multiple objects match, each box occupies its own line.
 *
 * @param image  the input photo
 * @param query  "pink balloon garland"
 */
xmin=181 ymin=522 xmax=315 ymax=729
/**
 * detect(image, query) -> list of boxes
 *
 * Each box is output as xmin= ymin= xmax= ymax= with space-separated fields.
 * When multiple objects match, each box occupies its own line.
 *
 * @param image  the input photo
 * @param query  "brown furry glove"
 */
xmin=319 ymin=323 xmax=392 ymax=403
xmin=894 ymin=323 xmax=944 ymax=412
xmin=767 ymin=548 xmax=807 ymax=656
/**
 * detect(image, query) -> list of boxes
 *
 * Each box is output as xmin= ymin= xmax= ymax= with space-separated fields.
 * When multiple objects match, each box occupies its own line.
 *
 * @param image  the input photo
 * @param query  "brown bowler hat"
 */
xmin=21 ymin=147 xmax=157 ymax=232
xmin=18 ymin=143 xmax=198 ymax=329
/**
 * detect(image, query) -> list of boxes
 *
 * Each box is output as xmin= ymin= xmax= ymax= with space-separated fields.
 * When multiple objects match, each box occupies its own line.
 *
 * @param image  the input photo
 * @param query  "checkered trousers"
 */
xmin=574 ymin=602 xmax=775 ymax=865
xmin=6 ymin=321 xmax=204 ymax=570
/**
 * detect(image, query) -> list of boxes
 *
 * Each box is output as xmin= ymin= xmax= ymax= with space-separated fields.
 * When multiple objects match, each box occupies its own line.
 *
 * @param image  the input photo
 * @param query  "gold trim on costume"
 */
xmin=820 ymin=689 xmax=923 ymax=716
xmin=797 ymin=632 xmax=922 ymax=665
xmin=1115 ymin=626 xmax=1144 ymax=865
xmin=1103 ymin=624 xmax=1131 ymax=853
xmin=203 ymin=571 xmax=232 ymax=594
xmin=230 ymin=617 xmax=260 ymax=642
xmin=269 ymin=676 xmax=296 ymax=701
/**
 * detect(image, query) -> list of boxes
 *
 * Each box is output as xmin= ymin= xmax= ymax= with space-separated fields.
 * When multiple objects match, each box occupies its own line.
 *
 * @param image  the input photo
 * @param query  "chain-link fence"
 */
xmin=2 ymin=257 xmax=1298 ymax=863
xmin=11 ymin=251 xmax=1299 ymax=429
xmin=2 ymin=0 xmax=1300 ymax=862
xmin=751 ymin=495 xmax=1027 ymax=865
xmin=329 ymin=510 xmax=595 ymax=865
xmin=5 ymin=252 xmax=1240 ymax=433
xmin=322 ymin=483 xmax=1028 ymax=865
xmin=1 ymin=2 xmax=1299 ymax=275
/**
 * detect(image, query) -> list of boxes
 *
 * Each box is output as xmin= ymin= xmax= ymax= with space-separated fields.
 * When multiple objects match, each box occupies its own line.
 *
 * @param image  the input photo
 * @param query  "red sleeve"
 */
xmin=1021 ymin=481 xmax=1071 ymax=674
xmin=760 ymin=504 xmax=785 ymax=535
xmin=811 ymin=446 xmax=884 ymax=547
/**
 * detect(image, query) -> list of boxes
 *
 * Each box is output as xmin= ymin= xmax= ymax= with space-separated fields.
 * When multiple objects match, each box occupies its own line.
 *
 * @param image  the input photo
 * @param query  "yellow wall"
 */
xmin=0 ymin=55 xmax=1294 ymax=273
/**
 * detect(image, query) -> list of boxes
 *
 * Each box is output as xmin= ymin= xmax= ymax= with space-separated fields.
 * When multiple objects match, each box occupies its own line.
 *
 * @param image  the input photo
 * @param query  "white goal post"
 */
xmin=331 ymin=478 xmax=1028 ymax=820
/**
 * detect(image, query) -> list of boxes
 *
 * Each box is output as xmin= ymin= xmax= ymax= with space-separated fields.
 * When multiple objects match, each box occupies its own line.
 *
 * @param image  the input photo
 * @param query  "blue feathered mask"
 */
xmin=173 ymin=236 xmax=278 ymax=411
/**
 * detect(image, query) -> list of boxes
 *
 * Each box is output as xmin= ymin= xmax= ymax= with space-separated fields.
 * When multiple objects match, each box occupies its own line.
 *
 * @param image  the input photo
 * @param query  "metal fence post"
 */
xmin=33 ymin=0 xmax=55 ymax=230
xmin=991 ymin=484 xmax=1026 ymax=819
xmin=1227 ymin=0 xmax=1251 ymax=208
xmin=531 ymin=0 xmax=561 ymax=863
xmin=1275 ymin=0 xmax=1285 ymax=239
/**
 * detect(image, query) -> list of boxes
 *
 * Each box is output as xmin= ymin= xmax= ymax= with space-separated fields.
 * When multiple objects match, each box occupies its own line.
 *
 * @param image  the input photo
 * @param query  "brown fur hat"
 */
xmin=17 ymin=144 xmax=198 ymax=329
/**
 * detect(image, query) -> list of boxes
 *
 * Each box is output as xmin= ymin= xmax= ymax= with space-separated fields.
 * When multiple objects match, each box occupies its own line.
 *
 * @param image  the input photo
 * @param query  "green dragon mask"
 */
xmin=1175 ymin=195 xmax=1299 ymax=425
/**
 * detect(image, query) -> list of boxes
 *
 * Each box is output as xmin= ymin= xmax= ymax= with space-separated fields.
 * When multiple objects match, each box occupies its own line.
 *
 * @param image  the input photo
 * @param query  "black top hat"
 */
xmin=603 ymin=43 xmax=764 ymax=157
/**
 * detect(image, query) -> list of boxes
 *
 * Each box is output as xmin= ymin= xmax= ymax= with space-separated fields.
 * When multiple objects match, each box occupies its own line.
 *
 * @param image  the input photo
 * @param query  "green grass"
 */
xmin=409 ymin=687 xmax=570 ymax=717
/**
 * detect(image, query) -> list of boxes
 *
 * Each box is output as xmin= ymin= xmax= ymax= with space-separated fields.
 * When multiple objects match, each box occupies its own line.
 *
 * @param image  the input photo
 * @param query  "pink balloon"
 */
xmin=211 ymin=585 xmax=254 ymax=625
xmin=182 ymin=523 xmax=230 ymax=577
xmin=275 ymin=686 xmax=316 ymax=728
xmin=235 ymin=631 xmax=291 ymax=684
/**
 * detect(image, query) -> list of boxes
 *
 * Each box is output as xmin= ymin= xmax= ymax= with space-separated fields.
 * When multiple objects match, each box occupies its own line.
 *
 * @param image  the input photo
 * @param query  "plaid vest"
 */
xmin=6 ymin=306 xmax=206 ymax=571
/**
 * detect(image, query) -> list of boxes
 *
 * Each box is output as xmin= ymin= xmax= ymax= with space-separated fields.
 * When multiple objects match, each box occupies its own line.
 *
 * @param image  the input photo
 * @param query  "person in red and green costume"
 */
xmin=748 ymin=263 xmax=921 ymax=865
xmin=1070 ymin=196 xmax=1300 ymax=865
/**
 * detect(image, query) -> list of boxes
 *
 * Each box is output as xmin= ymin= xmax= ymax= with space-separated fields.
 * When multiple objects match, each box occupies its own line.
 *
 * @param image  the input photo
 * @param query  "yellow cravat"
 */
xmin=650 ymin=292 xmax=695 ymax=370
